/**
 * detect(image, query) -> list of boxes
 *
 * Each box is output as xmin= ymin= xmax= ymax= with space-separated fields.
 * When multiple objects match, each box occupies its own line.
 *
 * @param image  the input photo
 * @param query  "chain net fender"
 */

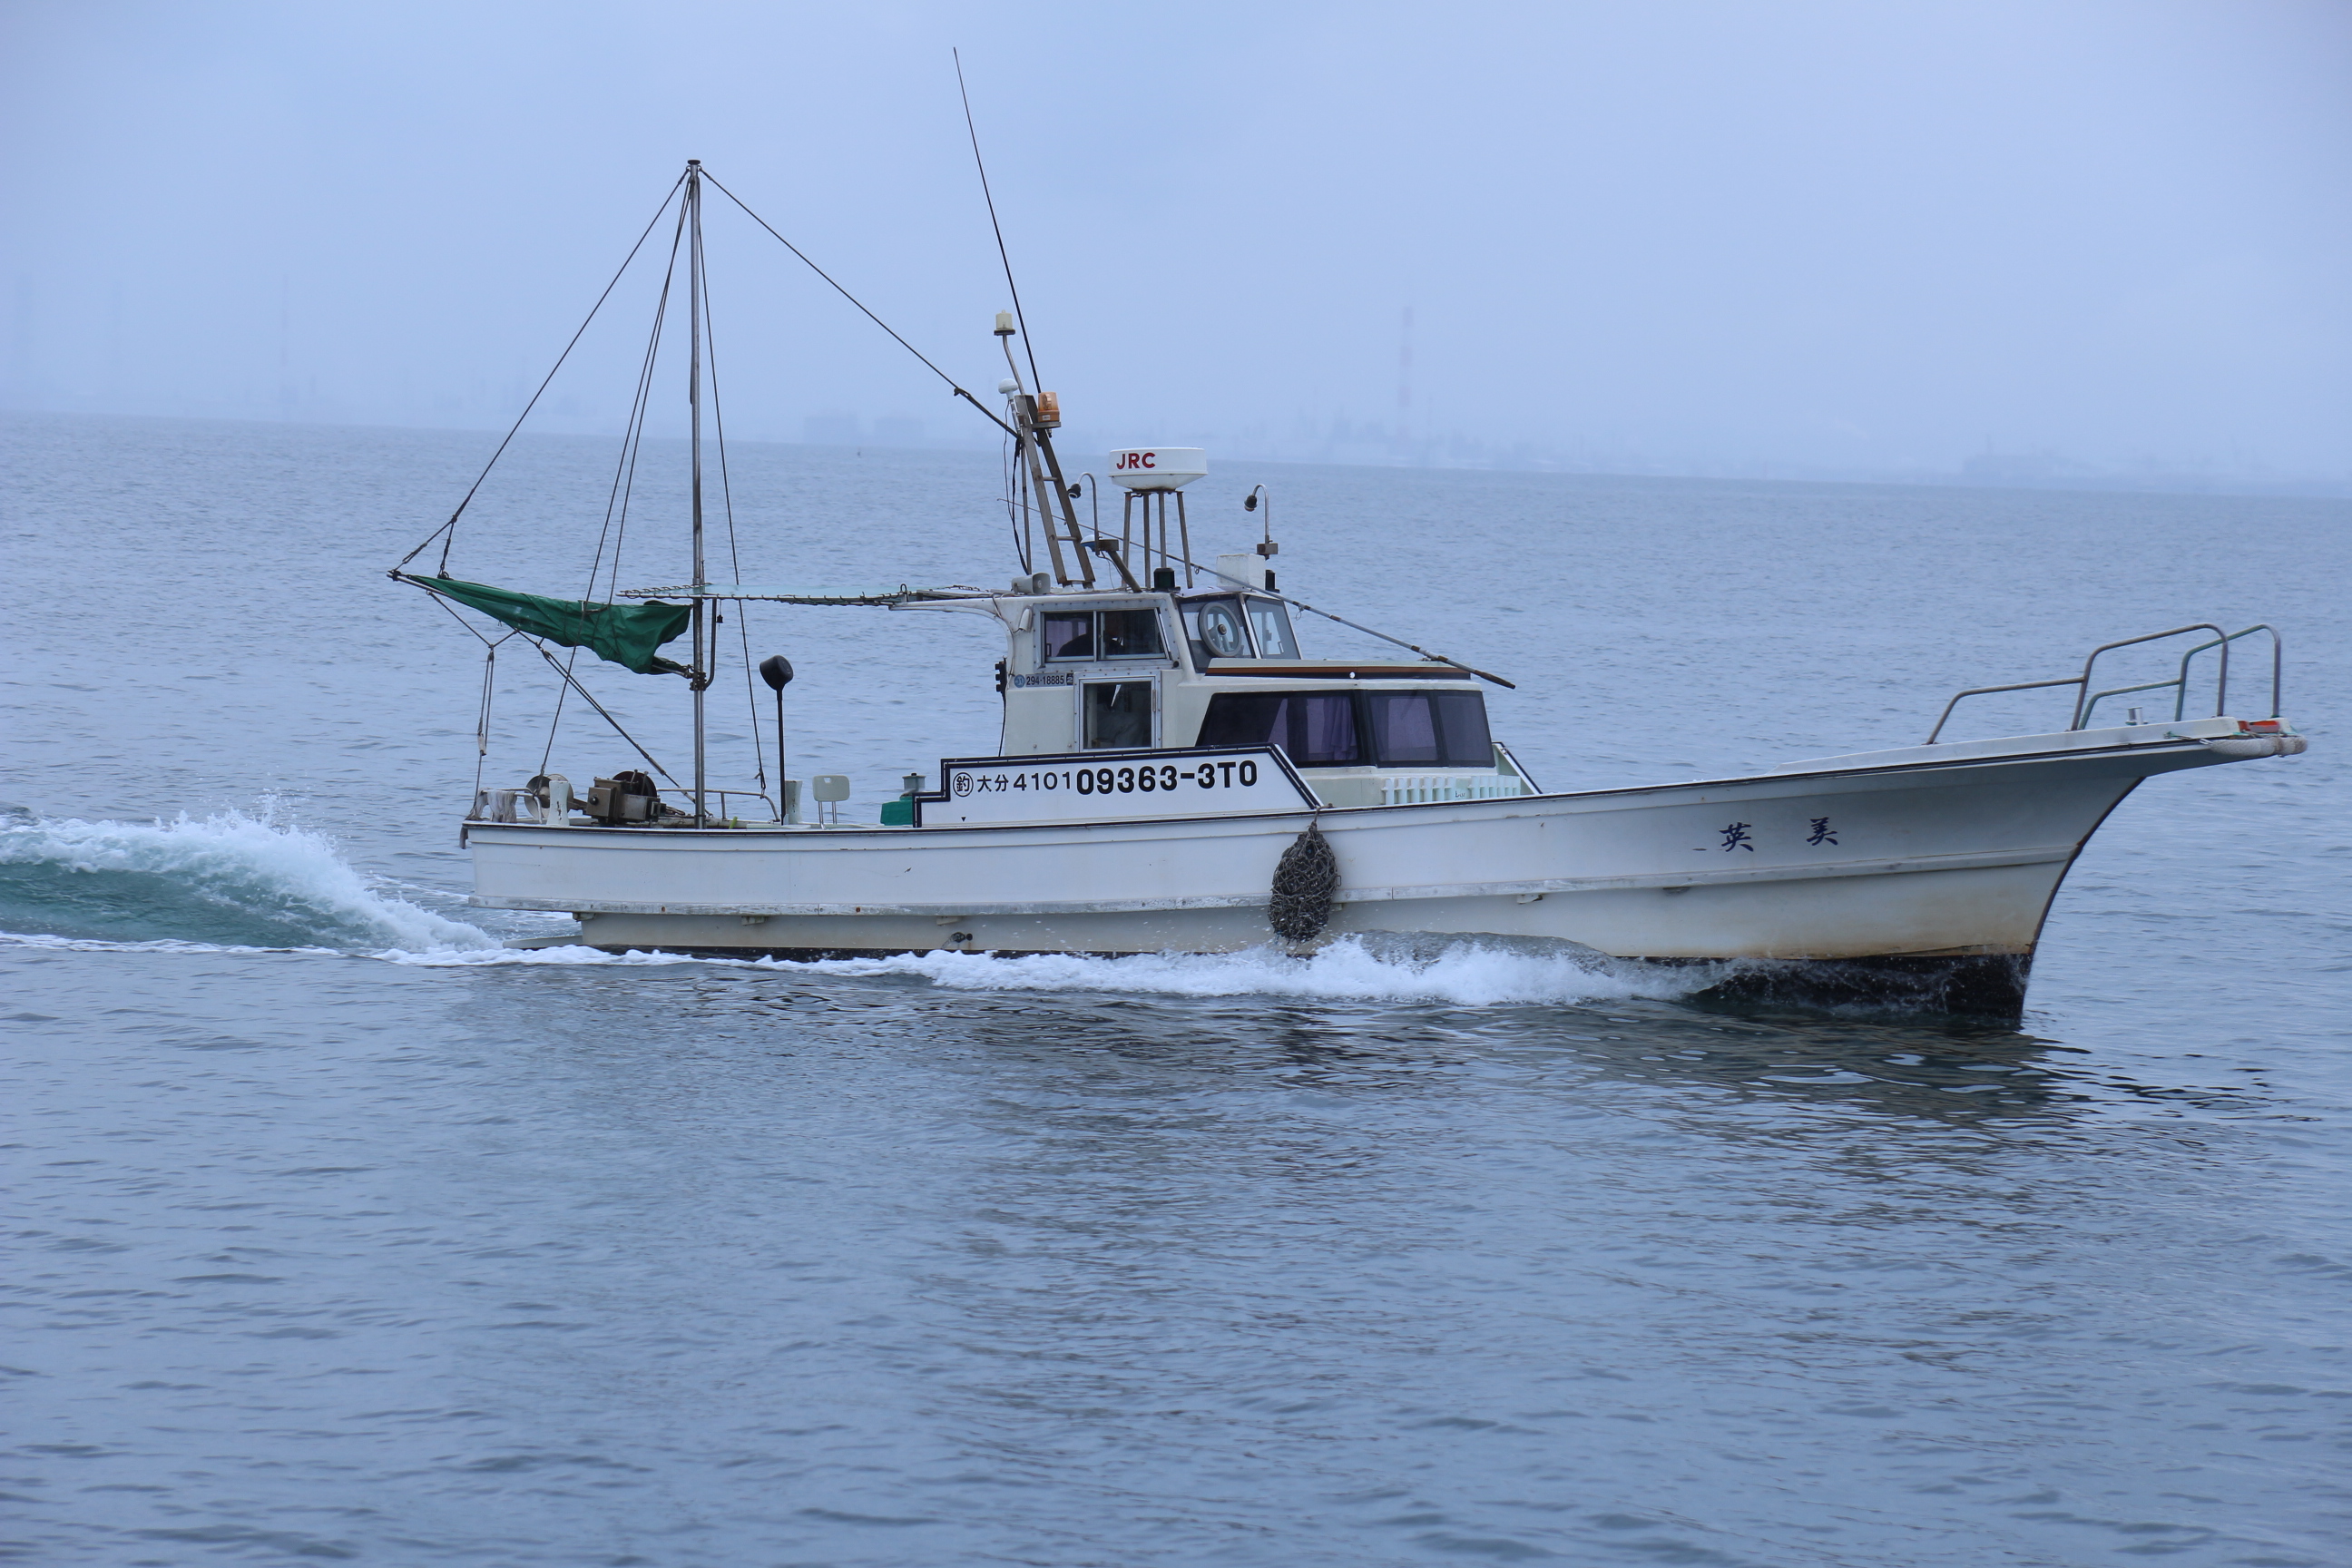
xmin=1269 ymin=820 xmax=1338 ymax=941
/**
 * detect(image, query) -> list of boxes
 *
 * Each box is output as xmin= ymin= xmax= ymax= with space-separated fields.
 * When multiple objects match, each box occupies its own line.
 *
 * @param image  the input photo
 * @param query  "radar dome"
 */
xmin=1108 ymin=447 xmax=1207 ymax=492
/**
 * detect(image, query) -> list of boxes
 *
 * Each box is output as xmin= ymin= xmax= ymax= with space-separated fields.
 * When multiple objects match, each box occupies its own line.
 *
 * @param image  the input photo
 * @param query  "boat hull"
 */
xmin=466 ymin=720 xmax=2285 ymax=1014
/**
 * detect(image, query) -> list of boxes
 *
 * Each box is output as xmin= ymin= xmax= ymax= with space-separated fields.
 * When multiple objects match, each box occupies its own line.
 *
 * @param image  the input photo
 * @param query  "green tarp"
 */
xmin=401 ymin=573 xmax=693 ymax=676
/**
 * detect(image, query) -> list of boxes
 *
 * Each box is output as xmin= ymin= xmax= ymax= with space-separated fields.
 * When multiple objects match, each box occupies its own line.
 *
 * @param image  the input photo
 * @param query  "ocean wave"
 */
xmin=0 ymin=806 xmax=494 ymax=953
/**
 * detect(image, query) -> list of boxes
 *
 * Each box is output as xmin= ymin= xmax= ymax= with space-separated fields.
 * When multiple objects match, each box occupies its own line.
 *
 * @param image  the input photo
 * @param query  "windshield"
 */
xmin=1244 ymin=599 xmax=1298 ymax=659
xmin=1181 ymin=597 xmax=1251 ymax=665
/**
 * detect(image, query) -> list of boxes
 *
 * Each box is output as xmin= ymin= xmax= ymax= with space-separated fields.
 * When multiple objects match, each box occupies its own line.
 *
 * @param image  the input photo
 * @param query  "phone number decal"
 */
xmin=953 ymin=759 xmax=1262 ymax=798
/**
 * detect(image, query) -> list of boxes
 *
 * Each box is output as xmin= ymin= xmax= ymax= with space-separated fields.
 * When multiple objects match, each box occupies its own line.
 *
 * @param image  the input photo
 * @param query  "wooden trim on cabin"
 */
xmin=1200 ymin=661 xmax=1475 ymax=680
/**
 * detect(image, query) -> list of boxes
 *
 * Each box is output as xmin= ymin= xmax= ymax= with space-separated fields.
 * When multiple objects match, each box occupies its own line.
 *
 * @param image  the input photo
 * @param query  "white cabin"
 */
xmin=987 ymin=584 xmax=1533 ymax=808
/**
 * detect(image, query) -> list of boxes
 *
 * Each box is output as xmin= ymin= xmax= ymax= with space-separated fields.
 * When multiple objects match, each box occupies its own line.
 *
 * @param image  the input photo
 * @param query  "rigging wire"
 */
xmin=414 ymin=579 xmax=685 ymax=791
xmin=696 ymin=226 xmax=769 ymax=794
xmin=474 ymin=649 xmax=498 ymax=792
xmin=396 ymin=171 xmax=688 ymax=574
xmin=1015 ymin=444 xmax=1035 ymax=573
xmin=1176 ymin=549 xmax=1515 ymax=688
xmin=696 ymin=170 xmax=1021 ymax=442
xmin=538 ymin=201 xmax=691 ymax=771
xmin=1003 ymin=430 xmax=1034 ymax=573
xmin=419 ymin=593 xmax=521 ymax=798
xmin=604 ymin=202 xmax=692 ymax=603
xmin=402 ymin=158 xmax=1026 ymax=800
xmin=528 ymin=641 xmax=680 ymax=786
xmin=954 ymin=49 xmax=1042 ymax=394
xmin=534 ymin=652 xmax=576 ymax=776
xmin=404 ymin=154 xmax=1028 ymax=600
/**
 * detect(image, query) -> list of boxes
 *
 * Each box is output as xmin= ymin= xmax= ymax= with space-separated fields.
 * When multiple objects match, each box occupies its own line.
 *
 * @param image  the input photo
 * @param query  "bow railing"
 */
xmin=1925 ymin=624 xmax=2282 ymax=745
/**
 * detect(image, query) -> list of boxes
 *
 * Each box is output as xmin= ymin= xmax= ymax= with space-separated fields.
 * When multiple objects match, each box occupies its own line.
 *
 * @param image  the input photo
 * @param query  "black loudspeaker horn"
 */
xmin=759 ymin=655 xmax=795 ymax=691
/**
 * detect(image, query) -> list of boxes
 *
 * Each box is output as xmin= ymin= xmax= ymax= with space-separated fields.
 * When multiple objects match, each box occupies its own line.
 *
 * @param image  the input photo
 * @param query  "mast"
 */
xmin=1029 ymin=414 xmax=1093 ymax=586
xmin=687 ymin=161 xmax=708 ymax=826
xmin=995 ymin=315 xmax=1092 ymax=587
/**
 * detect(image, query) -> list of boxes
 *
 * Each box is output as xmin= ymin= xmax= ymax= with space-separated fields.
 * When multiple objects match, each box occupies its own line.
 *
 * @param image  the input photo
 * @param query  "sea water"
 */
xmin=4 ymin=410 xmax=2347 ymax=1566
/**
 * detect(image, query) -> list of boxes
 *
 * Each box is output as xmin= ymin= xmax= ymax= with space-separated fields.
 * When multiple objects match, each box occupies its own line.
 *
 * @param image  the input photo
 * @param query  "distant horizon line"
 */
xmin=5 ymin=402 xmax=2347 ymax=504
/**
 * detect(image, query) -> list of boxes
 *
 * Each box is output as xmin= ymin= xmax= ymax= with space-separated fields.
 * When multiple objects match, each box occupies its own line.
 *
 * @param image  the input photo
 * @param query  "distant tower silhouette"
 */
xmin=1396 ymin=306 xmax=1413 ymax=456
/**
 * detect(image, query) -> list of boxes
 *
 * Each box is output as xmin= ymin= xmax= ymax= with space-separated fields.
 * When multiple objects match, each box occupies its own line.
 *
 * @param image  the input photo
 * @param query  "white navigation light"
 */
xmin=1108 ymin=446 xmax=1207 ymax=492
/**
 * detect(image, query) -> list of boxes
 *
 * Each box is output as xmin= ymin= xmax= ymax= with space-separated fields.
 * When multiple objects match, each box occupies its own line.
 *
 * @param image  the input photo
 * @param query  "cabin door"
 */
xmin=1080 ymin=676 xmax=1158 ymax=750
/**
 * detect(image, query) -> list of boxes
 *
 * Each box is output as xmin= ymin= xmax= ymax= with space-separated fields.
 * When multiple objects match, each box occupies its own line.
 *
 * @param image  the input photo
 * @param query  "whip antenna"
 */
xmin=954 ymin=49 xmax=1041 ymax=392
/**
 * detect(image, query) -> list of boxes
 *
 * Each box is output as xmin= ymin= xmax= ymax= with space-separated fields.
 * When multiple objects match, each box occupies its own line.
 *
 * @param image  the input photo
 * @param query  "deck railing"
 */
xmin=1925 ymin=624 xmax=2283 ymax=745
xmin=1380 ymin=775 xmax=1533 ymax=806
xmin=651 ymin=789 xmax=781 ymax=824
xmin=468 ymin=787 xmax=781 ymax=825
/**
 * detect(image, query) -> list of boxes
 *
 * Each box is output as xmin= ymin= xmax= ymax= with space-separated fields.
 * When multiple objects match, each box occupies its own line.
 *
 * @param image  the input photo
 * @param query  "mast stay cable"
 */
xmin=598 ymin=202 xmax=691 ymax=603
xmin=696 ymin=229 xmax=769 ymax=794
xmin=1183 ymin=552 xmax=1515 ymax=688
xmin=696 ymin=171 xmax=1021 ymax=442
xmin=955 ymin=48 xmax=1041 ymax=393
xmin=538 ymin=201 xmax=691 ymax=772
xmin=530 ymin=641 xmax=681 ymax=786
xmin=421 ymin=593 xmax=521 ymax=799
xmin=404 ymin=159 xmax=1013 ymax=798
xmin=395 ymin=171 xmax=688 ymax=574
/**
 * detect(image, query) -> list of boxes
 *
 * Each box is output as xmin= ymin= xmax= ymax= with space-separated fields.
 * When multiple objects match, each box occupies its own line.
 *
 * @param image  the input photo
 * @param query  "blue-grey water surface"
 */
xmin=5 ymin=410 xmax=2348 ymax=1566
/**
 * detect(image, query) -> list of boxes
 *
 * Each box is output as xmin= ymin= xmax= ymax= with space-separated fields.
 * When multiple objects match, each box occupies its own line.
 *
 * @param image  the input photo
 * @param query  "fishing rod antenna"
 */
xmin=954 ymin=49 xmax=1042 ymax=393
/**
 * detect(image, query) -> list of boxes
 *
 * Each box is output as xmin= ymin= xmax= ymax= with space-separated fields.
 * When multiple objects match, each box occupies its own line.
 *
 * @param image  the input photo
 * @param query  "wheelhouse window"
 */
xmin=1181 ymin=597 xmax=1250 ymax=665
xmin=1180 ymin=595 xmax=1300 ymax=664
xmin=1041 ymin=612 xmax=1094 ymax=660
xmin=1099 ymin=608 xmax=1162 ymax=659
xmin=1043 ymin=606 xmax=1165 ymax=662
xmin=1363 ymin=690 xmax=1493 ymax=767
xmin=1244 ymin=598 xmax=1298 ymax=659
xmin=1195 ymin=688 xmax=1492 ymax=769
xmin=1195 ymin=691 xmax=1365 ymax=766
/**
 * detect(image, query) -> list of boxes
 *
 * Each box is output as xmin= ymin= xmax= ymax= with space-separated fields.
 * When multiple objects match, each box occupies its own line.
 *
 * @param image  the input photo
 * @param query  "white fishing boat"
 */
xmin=397 ymin=162 xmax=2307 ymax=1017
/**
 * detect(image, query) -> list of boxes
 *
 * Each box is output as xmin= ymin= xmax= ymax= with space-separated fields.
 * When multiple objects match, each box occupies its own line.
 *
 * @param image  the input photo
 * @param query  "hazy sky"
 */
xmin=5 ymin=0 xmax=2347 ymax=475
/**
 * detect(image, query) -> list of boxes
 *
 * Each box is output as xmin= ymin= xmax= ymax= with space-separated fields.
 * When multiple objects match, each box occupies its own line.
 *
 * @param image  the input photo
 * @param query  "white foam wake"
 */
xmin=385 ymin=936 xmax=1710 ymax=1007
xmin=802 ymin=940 xmax=1708 ymax=1006
xmin=0 ymin=806 xmax=495 ymax=953
xmin=0 ymin=805 xmax=1709 ymax=1007
xmin=0 ymin=930 xmax=341 ymax=956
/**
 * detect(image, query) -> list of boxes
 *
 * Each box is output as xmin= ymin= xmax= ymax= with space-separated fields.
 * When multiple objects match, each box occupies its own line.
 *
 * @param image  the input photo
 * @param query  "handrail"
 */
xmin=1925 ymin=677 xmax=2085 ymax=746
xmin=653 ymin=788 xmax=779 ymax=823
xmin=2070 ymin=624 xmax=2228 ymax=728
xmin=2174 ymin=624 xmax=2281 ymax=720
xmin=471 ymin=786 xmax=782 ymax=825
xmin=2079 ymin=625 xmax=2286 ymax=728
xmin=1925 ymin=622 xmax=2284 ymax=744
xmin=2076 ymin=676 xmax=2182 ymax=727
